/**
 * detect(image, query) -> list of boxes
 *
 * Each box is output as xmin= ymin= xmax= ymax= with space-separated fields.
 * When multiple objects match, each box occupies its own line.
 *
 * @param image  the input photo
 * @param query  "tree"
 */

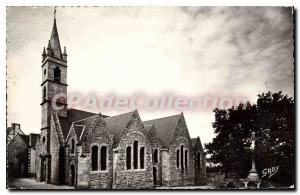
xmin=205 ymin=91 xmax=295 ymax=186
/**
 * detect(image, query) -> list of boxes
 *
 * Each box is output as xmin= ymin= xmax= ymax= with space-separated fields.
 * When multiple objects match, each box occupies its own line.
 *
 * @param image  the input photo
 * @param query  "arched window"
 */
xmin=153 ymin=149 xmax=158 ymax=164
xmin=126 ymin=146 xmax=131 ymax=170
xmin=91 ymin=145 xmax=98 ymax=171
xmin=181 ymin=145 xmax=184 ymax=170
xmin=101 ymin=146 xmax=107 ymax=170
xmin=196 ymin=152 xmax=201 ymax=169
xmin=43 ymin=87 xmax=46 ymax=101
xmin=42 ymin=137 xmax=46 ymax=145
xmin=54 ymin=66 xmax=61 ymax=82
xmin=71 ymin=139 xmax=75 ymax=154
xmin=133 ymin=141 xmax=138 ymax=169
xmin=176 ymin=149 xmax=180 ymax=168
xmin=140 ymin=147 xmax=145 ymax=169
xmin=185 ymin=150 xmax=188 ymax=169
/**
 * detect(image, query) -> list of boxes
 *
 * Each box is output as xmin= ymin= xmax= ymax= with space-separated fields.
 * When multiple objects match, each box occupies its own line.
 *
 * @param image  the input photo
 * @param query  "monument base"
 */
xmin=247 ymin=169 xmax=260 ymax=181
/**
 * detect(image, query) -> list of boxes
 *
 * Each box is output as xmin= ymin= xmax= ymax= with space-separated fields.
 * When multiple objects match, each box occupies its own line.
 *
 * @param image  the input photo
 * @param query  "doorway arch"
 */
xmin=70 ymin=164 xmax=75 ymax=186
xmin=153 ymin=167 xmax=157 ymax=186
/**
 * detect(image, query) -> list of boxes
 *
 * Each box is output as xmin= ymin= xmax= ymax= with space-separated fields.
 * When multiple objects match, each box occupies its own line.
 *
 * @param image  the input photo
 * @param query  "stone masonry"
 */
xmin=33 ymin=13 xmax=207 ymax=189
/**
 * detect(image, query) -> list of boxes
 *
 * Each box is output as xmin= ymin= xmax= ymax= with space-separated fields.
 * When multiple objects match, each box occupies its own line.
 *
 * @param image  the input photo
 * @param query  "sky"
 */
xmin=6 ymin=7 xmax=294 ymax=144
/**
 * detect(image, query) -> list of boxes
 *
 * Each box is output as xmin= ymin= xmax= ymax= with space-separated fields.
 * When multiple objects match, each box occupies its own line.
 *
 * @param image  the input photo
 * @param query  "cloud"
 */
xmin=6 ymin=7 xmax=294 ymax=143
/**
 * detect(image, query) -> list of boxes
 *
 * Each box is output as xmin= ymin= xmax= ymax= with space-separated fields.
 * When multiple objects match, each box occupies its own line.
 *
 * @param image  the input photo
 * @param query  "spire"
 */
xmin=42 ymin=47 xmax=46 ymax=60
xmin=63 ymin=46 xmax=67 ymax=61
xmin=48 ymin=7 xmax=62 ymax=59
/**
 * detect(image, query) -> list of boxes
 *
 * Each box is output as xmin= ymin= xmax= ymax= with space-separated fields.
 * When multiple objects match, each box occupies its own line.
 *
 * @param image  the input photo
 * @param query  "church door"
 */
xmin=19 ymin=162 xmax=25 ymax=176
xmin=153 ymin=167 xmax=157 ymax=186
xmin=59 ymin=147 xmax=65 ymax=185
xmin=41 ymin=159 xmax=46 ymax=182
xmin=70 ymin=164 xmax=75 ymax=186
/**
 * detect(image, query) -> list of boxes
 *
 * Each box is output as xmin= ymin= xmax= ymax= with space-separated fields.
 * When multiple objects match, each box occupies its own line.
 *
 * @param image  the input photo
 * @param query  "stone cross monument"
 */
xmin=247 ymin=131 xmax=260 ymax=181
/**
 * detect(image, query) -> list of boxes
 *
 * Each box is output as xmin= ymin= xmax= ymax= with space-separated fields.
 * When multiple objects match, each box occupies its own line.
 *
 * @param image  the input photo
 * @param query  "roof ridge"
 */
xmin=105 ymin=110 xmax=135 ymax=119
xmin=143 ymin=114 xmax=181 ymax=123
xmin=72 ymin=114 xmax=98 ymax=124
xmin=68 ymin=108 xmax=97 ymax=114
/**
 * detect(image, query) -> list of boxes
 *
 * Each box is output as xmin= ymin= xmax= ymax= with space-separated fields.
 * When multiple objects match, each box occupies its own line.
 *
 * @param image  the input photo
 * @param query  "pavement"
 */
xmin=155 ymin=184 xmax=217 ymax=190
xmin=7 ymin=178 xmax=74 ymax=190
xmin=7 ymin=177 xmax=217 ymax=190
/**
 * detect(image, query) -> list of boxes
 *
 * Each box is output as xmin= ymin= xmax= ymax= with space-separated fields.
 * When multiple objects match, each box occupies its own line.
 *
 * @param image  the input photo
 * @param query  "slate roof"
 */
xmin=144 ymin=124 xmax=153 ymax=134
xmin=19 ymin=134 xmax=29 ymax=146
xmin=191 ymin=138 xmax=198 ymax=148
xmin=143 ymin=114 xmax=181 ymax=148
xmin=29 ymin=134 xmax=40 ymax=149
xmin=6 ymin=127 xmax=13 ymax=133
xmin=63 ymin=110 xmax=184 ymax=149
xmin=48 ymin=18 xmax=62 ymax=59
xmin=7 ymin=126 xmax=25 ymax=145
xmin=69 ymin=111 xmax=134 ymax=145
xmin=103 ymin=111 xmax=135 ymax=145
xmin=58 ymin=108 xmax=99 ymax=139
xmin=72 ymin=115 xmax=99 ymax=140
xmin=191 ymin=136 xmax=204 ymax=151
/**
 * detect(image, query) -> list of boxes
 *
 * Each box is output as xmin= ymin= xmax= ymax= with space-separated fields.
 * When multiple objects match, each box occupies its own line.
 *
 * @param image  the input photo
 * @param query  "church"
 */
xmin=35 ymin=13 xmax=206 ymax=189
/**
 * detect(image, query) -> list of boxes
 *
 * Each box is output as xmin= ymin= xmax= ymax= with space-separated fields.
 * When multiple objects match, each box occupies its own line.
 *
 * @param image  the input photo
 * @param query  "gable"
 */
xmin=192 ymin=137 xmax=204 ymax=152
xmin=143 ymin=114 xmax=181 ymax=148
xmin=103 ymin=111 xmax=135 ymax=145
xmin=170 ymin=114 xmax=192 ymax=146
xmin=8 ymin=134 xmax=29 ymax=148
xmin=58 ymin=108 xmax=99 ymax=139
xmin=146 ymin=124 xmax=162 ymax=145
xmin=81 ymin=116 xmax=111 ymax=143
xmin=72 ymin=115 xmax=98 ymax=141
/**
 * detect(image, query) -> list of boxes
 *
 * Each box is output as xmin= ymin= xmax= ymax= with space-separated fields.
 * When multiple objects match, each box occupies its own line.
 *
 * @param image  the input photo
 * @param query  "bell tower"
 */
xmin=39 ymin=8 xmax=68 ymax=182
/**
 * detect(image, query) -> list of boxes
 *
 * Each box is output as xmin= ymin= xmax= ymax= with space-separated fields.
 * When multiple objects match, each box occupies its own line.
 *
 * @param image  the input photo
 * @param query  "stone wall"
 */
xmin=194 ymin=139 xmax=207 ymax=185
xmin=80 ymin=116 xmax=113 ymax=189
xmin=147 ymin=125 xmax=163 ymax=186
xmin=7 ymin=135 xmax=29 ymax=178
xmin=29 ymin=148 xmax=36 ymax=176
xmin=65 ymin=126 xmax=77 ymax=186
xmin=161 ymin=150 xmax=170 ymax=186
xmin=115 ymin=111 xmax=153 ymax=189
xmin=35 ymin=141 xmax=42 ymax=181
xmin=50 ymin=115 xmax=62 ymax=184
xmin=167 ymin=115 xmax=195 ymax=187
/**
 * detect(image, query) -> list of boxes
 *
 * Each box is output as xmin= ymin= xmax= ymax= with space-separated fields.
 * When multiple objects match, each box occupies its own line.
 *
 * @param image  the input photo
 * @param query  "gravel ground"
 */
xmin=7 ymin=178 xmax=74 ymax=190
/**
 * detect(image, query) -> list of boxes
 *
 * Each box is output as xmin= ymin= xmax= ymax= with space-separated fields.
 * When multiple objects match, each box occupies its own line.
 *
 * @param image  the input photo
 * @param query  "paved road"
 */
xmin=7 ymin=178 xmax=74 ymax=190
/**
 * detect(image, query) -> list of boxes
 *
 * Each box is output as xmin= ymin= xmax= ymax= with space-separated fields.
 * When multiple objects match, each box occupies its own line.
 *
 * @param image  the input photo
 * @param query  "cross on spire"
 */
xmin=54 ymin=6 xmax=57 ymax=20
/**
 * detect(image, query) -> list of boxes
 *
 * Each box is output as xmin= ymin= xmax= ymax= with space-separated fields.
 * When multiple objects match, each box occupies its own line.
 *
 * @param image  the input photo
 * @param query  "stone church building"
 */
xmin=35 ymin=14 xmax=206 ymax=189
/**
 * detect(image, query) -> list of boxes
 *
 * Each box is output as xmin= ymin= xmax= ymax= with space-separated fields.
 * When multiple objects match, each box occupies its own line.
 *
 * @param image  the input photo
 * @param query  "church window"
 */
xmin=176 ymin=149 xmax=179 ymax=168
xmin=71 ymin=139 xmax=75 ymax=154
xmin=140 ymin=147 xmax=145 ymax=169
xmin=54 ymin=66 xmax=61 ymax=82
xmin=153 ymin=148 xmax=158 ymax=164
xmin=44 ymin=69 xmax=46 ymax=76
xmin=181 ymin=145 xmax=184 ymax=170
xmin=133 ymin=141 xmax=138 ymax=169
xmin=43 ymin=87 xmax=46 ymax=101
xmin=91 ymin=145 xmax=98 ymax=171
xmin=196 ymin=152 xmax=201 ymax=169
xmin=185 ymin=150 xmax=188 ymax=169
xmin=100 ymin=146 xmax=107 ymax=170
xmin=42 ymin=137 xmax=46 ymax=145
xmin=126 ymin=146 xmax=131 ymax=170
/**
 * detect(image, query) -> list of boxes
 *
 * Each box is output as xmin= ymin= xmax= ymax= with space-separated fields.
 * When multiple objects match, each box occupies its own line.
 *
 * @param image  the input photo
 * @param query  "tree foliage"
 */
xmin=205 ymin=91 xmax=295 ymax=185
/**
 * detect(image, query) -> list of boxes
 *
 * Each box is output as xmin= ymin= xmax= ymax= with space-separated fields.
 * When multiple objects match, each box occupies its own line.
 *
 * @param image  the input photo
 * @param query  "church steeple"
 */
xmin=48 ymin=8 xmax=62 ymax=59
